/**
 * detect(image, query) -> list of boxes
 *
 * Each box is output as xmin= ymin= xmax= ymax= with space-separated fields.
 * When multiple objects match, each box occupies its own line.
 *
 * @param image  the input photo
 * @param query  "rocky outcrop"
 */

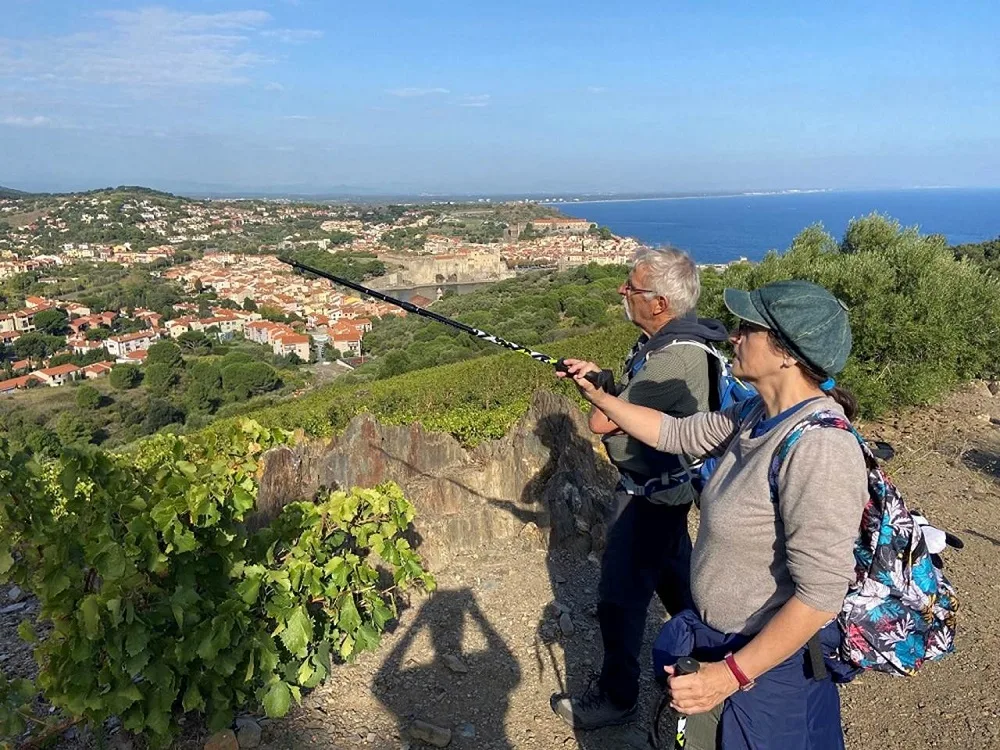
xmin=254 ymin=390 xmax=618 ymax=566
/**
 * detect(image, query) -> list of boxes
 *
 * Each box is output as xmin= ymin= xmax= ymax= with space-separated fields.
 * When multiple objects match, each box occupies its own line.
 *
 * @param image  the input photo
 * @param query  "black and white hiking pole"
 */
xmin=278 ymin=257 xmax=614 ymax=390
xmin=649 ymin=657 xmax=701 ymax=750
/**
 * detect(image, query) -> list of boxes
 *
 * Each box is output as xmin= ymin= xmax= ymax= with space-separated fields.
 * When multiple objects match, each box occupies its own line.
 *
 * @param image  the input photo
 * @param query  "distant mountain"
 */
xmin=0 ymin=185 xmax=30 ymax=198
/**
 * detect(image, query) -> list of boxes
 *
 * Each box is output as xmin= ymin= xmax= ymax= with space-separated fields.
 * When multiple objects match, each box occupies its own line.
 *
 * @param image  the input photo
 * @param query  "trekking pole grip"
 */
xmin=554 ymin=358 xmax=615 ymax=392
xmin=674 ymin=656 xmax=701 ymax=678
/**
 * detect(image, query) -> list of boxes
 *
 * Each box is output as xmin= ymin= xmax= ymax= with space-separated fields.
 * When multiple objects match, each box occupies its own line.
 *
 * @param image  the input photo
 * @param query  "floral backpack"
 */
xmin=769 ymin=410 xmax=959 ymax=676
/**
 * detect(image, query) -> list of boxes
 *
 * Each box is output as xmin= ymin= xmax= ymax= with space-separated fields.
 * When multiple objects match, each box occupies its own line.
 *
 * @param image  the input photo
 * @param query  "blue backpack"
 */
xmin=659 ymin=341 xmax=757 ymax=492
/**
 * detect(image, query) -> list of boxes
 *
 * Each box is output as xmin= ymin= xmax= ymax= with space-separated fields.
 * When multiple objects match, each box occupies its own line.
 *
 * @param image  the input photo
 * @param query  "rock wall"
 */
xmin=254 ymin=390 xmax=619 ymax=567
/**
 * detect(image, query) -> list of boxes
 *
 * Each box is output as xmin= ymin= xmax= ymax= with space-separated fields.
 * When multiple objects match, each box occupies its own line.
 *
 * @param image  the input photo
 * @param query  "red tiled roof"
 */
xmin=39 ymin=363 xmax=80 ymax=377
xmin=0 ymin=374 xmax=39 ymax=391
xmin=82 ymin=362 xmax=113 ymax=374
xmin=274 ymin=333 xmax=309 ymax=345
xmin=110 ymin=330 xmax=156 ymax=344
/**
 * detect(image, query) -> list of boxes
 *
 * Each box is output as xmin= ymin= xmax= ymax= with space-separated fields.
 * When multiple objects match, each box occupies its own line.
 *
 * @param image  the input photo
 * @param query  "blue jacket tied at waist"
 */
xmin=652 ymin=611 xmax=845 ymax=750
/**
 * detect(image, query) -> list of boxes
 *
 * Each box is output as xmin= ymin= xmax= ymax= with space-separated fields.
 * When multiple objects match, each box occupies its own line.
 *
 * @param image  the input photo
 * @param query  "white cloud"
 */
xmin=0 ymin=8 xmax=276 ymax=88
xmin=387 ymin=87 xmax=450 ymax=98
xmin=275 ymin=145 xmax=296 ymax=152
xmin=587 ymin=86 xmax=608 ymax=94
xmin=458 ymin=94 xmax=491 ymax=108
xmin=281 ymin=115 xmax=313 ymax=120
xmin=261 ymin=28 xmax=323 ymax=44
xmin=264 ymin=82 xmax=285 ymax=92
xmin=1 ymin=115 xmax=51 ymax=127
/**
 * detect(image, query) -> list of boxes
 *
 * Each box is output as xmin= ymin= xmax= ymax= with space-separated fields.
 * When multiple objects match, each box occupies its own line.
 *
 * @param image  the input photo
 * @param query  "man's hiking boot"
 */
xmin=550 ymin=680 xmax=638 ymax=730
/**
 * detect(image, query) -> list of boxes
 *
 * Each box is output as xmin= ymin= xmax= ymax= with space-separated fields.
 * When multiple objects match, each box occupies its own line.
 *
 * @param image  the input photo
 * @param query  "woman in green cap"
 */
xmin=559 ymin=279 xmax=867 ymax=749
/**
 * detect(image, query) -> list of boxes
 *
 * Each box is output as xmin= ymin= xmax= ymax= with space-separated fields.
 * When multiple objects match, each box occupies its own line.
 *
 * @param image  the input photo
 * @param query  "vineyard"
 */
xmin=0 ymin=421 xmax=434 ymax=748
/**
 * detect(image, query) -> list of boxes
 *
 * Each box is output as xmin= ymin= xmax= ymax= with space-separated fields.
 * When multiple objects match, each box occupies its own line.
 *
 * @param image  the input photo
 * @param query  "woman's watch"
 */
xmin=724 ymin=652 xmax=756 ymax=691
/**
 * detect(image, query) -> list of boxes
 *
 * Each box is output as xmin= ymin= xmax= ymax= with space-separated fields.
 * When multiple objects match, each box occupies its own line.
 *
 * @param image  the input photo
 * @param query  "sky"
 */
xmin=1 ymin=0 xmax=999 ymax=195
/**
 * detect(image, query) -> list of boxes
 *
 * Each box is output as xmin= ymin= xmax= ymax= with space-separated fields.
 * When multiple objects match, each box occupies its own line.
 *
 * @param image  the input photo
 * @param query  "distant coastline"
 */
xmin=539 ymin=185 xmax=979 ymax=207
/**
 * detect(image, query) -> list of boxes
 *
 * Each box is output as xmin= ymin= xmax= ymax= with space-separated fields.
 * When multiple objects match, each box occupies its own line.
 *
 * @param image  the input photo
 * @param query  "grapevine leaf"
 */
xmin=262 ymin=680 xmax=292 ymax=718
xmin=338 ymin=634 xmax=355 ymax=660
xmin=126 ymin=624 xmax=150 ymax=656
xmin=296 ymin=658 xmax=314 ymax=687
xmin=0 ymin=545 xmax=13 ymax=575
xmin=355 ymin=623 xmax=380 ymax=653
xmin=232 ymin=486 xmax=255 ymax=515
xmin=278 ymin=606 xmax=312 ymax=658
xmin=17 ymin=620 xmax=37 ymax=643
xmin=150 ymin=499 xmax=177 ymax=532
xmin=106 ymin=597 xmax=123 ymax=627
xmin=80 ymin=595 xmax=102 ymax=640
xmin=182 ymin=682 xmax=205 ymax=712
xmin=337 ymin=596 xmax=361 ymax=635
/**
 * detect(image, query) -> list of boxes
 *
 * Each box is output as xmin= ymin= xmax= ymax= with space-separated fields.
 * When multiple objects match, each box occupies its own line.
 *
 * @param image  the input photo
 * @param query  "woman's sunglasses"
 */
xmin=735 ymin=319 xmax=769 ymax=336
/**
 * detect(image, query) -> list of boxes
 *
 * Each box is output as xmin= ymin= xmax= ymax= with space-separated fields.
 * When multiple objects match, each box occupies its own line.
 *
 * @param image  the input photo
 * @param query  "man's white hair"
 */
xmin=632 ymin=246 xmax=701 ymax=317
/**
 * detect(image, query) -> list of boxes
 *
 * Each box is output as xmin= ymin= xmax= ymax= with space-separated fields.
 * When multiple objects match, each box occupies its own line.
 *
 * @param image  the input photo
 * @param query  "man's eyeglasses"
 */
xmin=622 ymin=278 xmax=656 ymax=295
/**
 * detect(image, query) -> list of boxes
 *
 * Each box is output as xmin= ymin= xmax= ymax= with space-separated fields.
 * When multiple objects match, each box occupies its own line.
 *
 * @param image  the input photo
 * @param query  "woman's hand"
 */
xmin=665 ymin=660 xmax=740 ymax=715
xmin=555 ymin=358 xmax=604 ymax=401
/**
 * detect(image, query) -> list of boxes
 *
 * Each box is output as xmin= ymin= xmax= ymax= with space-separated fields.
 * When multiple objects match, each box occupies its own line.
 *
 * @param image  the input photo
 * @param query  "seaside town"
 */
xmin=0 ymin=189 xmax=648 ymax=396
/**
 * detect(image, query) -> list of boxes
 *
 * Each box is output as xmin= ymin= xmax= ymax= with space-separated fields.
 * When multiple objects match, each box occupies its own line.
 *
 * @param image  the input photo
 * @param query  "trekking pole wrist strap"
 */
xmin=724 ymin=653 xmax=755 ymax=691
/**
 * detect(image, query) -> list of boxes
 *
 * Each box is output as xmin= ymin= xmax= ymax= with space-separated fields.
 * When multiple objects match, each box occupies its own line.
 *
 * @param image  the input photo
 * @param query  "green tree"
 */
xmin=147 ymin=340 xmax=183 ymax=369
xmin=13 ymin=333 xmax=64 ymax=364
xmin=221 ymin=362 xmax=280 ymax=400
xmin=184 ymin=360 xmax=223 ymax=412
xmin=75 ymin=384 xmax=102 ymax=410
xmin=32 ymin=308 xmax=70 ymax=335
xmin=177 ymin=330 xmax=211 ymax=354
xmin=85 ymin=327 xmax=112 ymax=341
xmin=144 ymin=362 xmax=179 ymax=397
xmin=243 ymin=298 xmax=258 ymax=312
xmin=142 ymin=398 xmax=185 ymax=434
xmin=110 ymin=364 xmax=142 ymax=390
xmin=54 ymin=411 xmax=96 ymax=445
xmin=378 ymin=350 xmax=412 ymax=378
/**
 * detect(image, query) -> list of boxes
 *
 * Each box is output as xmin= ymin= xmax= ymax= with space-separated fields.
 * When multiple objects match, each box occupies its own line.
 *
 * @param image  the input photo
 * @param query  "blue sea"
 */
xmin=547 ymin=188 xmax=1000 ymax=265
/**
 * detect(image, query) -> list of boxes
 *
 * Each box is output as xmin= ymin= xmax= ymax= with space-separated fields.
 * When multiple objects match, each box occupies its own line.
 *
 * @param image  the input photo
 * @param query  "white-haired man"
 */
xmin=552 ymin=247 xmax=729 ymax=730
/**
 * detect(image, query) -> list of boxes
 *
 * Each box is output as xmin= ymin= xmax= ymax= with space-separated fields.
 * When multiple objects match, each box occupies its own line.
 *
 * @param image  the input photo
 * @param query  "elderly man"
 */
xmin=552 ymin=247 xmax=729 ymax=729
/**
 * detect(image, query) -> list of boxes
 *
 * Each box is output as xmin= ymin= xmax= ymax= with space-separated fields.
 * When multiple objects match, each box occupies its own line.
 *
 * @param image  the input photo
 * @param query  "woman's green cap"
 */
xmin=724 ymin=279 xmax=852 ymax=376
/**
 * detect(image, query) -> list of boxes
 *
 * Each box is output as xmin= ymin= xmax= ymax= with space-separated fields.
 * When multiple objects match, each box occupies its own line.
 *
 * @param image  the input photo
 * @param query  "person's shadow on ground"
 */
xmin=491 ymin=414 xmax=651 ymax=748
xmin=373 ymin=588 xmax=521 ymax=750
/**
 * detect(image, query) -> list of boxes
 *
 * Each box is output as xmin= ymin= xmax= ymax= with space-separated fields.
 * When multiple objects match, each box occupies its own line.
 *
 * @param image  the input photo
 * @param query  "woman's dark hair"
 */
xmin=766 ymin=332 xmax=859 ymax=421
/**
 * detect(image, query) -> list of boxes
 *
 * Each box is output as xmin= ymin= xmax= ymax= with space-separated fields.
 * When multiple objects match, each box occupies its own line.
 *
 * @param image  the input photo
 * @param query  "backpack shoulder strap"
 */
xmin=661 ymin=339 xmax=726 ymax=363
xmin=767 ymin=411 xmax=873 ymax=503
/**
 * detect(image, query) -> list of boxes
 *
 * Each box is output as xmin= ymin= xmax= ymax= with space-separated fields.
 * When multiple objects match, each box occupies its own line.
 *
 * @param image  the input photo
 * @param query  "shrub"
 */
xmin=75 ymin=384 xmax=102 ymax=410
xmin=110 ymin=364 xmax=142 ymax=390
xmin=0 ymin=421 xmax=433 ymax=747
xmin=699 ymin=214 xmax=1000 ymax=416
xmin=144 ymin=362 xmax=179 ymax=397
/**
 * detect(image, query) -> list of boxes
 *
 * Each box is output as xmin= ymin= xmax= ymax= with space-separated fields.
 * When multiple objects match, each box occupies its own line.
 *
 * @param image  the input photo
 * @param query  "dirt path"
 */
xmin=3 ymin=383 xmax=999 ymax=748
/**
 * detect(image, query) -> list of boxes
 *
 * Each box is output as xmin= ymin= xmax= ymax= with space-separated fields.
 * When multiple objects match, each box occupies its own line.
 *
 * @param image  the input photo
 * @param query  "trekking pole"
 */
xmin=648 ymin=657 xmax=700 ymax=750
xmin=278 ymin=257 xmax=614 ymax=390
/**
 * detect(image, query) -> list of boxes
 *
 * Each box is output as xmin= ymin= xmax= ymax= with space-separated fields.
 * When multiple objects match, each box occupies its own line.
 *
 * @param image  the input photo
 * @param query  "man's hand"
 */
xmin=665 ymin=660 xmax=740 ymax=715
xmin=555 ymin=358 xmax=605 ymax=401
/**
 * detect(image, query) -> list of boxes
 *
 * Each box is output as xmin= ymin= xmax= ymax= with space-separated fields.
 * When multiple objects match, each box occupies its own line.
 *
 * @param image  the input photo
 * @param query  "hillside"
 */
xmin=0 ymin=185 xmax=29 ymax=199
xmin=2 ymin=212 xmax=1000 ymax=749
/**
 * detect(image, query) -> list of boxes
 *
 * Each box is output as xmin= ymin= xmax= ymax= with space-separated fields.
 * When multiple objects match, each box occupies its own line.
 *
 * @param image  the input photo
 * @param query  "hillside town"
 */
xmin=0 ymin=191 xmax=642 ymax=283
xmin=0 ymin=281 xmax=380 ymax=395
xmin=0 ymin=190 xmax=655 ymax=397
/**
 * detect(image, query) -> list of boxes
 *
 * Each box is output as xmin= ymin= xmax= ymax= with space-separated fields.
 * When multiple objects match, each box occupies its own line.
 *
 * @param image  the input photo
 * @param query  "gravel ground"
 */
xmin=3 ymin=382 xmax=999 ymax=749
